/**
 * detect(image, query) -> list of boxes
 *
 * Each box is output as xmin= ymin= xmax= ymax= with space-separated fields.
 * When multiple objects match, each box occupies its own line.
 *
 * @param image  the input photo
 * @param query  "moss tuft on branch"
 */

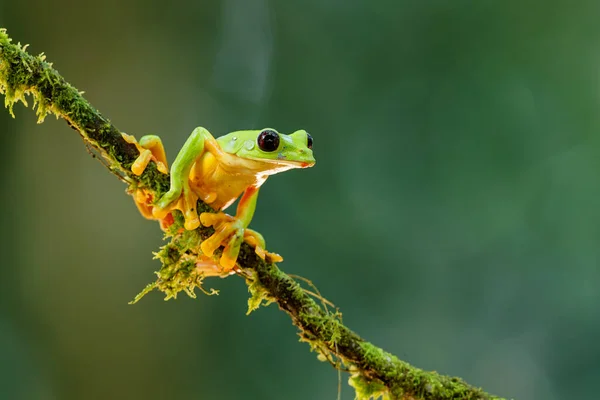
xmin=0 ymin=28 xmax=506 ymax=400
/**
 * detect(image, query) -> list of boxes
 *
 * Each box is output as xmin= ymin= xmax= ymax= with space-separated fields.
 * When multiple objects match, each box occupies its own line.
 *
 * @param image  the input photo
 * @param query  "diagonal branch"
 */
xmin=0 ymin=28 xmax=506 ymax=400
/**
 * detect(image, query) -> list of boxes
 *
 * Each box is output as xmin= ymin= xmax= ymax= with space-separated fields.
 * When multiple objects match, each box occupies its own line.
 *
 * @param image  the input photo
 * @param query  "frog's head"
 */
xmin=220 ymin=128 xmax=316 ymax=173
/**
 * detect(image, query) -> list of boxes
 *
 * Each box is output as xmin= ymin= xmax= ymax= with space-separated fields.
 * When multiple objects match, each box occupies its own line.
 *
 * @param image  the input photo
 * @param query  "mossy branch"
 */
xmin=0 ymin=29 xmax=507 ymax=400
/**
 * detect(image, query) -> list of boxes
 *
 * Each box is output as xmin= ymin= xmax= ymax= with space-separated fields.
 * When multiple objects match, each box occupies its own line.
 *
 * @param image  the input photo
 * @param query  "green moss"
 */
xmin=128 ymin=223 xmax=224 ymax=303
xmin=0 ymin=28 xmax=165 ymax=186
xmin=349 ymin=373 xmax=390 ymax=400
xmin=130 ymin=246 xmax=219 ymax=303
xmin=0 ymin=29 xmax=54 ymax=121
xmin=246 ymin=275 xmax=275 ymax=314
xmin=355 ymin=340 xmax=502 ymax=399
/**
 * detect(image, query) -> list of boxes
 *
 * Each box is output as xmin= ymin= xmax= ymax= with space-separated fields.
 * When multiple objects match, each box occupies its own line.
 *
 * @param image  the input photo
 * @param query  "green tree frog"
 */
xmin=124 ymin=127 xmax=315 ymax=275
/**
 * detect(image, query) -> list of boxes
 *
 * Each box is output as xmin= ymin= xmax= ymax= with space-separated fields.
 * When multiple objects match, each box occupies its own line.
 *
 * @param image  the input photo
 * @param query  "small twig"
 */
xmin=0 ymin=28 xmax=506 ymax=400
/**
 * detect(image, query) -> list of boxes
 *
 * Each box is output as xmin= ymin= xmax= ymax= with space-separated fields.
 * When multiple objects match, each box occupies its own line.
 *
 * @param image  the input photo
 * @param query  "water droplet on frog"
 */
xmin=244 ymin=140 xmax=254 ymax=150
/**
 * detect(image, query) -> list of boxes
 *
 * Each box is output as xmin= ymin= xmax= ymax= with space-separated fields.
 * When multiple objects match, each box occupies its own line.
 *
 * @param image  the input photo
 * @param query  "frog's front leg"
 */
xmin=200 ymin=186 xmax=261 ymax=270
xmin=200 ymin=187 xmax=283 ymax=269
xmin=123 ymin=134 xmax=170 ymax=220
xmin=152 ymin=127 xmax=218 ymax=230
xmin=125 ymin=134 xmax=169 ymax=176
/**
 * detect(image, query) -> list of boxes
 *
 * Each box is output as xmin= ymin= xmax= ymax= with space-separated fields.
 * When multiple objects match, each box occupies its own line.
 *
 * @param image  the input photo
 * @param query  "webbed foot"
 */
xmin=196 ymin=256 xmax=238 ymax=278
xmin=244 ymin=229 xmax=283 ymax=263
xmin=199 ymin=213 xmax=283 ymax=270
xmin=152 ymin=183 xmax=200 ymax=230
xmin=199 ymin=212 xmax=246 ymax=271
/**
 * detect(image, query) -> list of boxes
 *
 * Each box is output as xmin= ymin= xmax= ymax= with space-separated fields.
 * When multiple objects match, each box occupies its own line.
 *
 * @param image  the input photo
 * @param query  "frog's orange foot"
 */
xmin=244 ymin=229 xmax=284 ymax=263
xmin=196 ymin=256 xmax=238 ymax=278
xmin=199 ymin=212 xmax=244 ymax=271
xmin=150 ymin=183 xmax=200 ymax=231
xmin=159 ymin=212 xmax=175 ymax=231
xmin=132 ymin=188 xmax=155 ymax=219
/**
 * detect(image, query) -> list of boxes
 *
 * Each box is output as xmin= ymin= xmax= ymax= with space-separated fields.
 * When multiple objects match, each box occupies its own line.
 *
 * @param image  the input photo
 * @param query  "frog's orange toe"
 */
xmin=218 ymin=253 xmax=237 ymax=271
xmin=243 ymin=229 xmax=283 ymax=263
xmin=220 ymin=230 xmax=244 ymax=269
xmin=200 ymin=224 xmax=233 ymax=257
xmin=183 ymin=218 xmax=201 ymax=231
xmin=200 ymin=212 xmax=233 ymax=227
xmin=253 ymin=245 xmax=283 ymax=263
xmin=265 ymin=251 xmax=283 ymax=263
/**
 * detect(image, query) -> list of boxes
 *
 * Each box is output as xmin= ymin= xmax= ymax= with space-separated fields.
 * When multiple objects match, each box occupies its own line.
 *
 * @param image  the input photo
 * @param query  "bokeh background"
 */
xmin=1 ymin=1 xmax=600 ymax=399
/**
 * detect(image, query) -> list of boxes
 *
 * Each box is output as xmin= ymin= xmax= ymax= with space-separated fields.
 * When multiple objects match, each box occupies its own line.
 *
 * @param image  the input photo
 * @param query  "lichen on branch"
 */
xmin=0 ymin=28 xmax=506 ymax=400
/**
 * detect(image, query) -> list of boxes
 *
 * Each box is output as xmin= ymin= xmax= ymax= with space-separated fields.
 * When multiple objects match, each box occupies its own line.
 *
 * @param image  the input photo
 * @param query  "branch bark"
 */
xmin=0 ymin=28 xmax=506 ymax=400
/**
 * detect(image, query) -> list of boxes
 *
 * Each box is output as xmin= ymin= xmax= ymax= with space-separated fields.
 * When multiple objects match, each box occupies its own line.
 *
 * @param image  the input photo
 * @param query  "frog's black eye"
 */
xmin=306 ymin=133 xmax=313 ymax=150
xmin=257 ymin=129 xmax=280 ymax=152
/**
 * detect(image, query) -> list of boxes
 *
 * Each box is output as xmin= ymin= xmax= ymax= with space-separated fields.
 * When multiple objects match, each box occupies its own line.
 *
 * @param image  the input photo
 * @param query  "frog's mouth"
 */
xmin=271 ymin=157 xmax=315 ymax=169
xmin=277 ymin=151 xmax=316 ymax=167
xmin=245 ymin=156 xmax=315 ymax=173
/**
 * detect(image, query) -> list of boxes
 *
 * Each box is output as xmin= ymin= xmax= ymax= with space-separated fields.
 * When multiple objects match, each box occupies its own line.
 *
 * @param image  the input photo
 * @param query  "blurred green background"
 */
xmin=1 ymin=1 xmax=600 ymax=399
